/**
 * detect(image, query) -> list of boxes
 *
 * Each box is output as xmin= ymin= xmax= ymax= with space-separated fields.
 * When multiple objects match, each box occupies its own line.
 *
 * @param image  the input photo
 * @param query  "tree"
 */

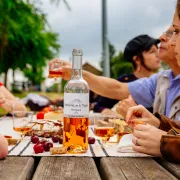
xmin=111 ymin=51 xmax=133 ymax=79
xmin=0 ymin=0 xmax=60 ymax=86
xmin=26 ymin=0 xmax=71 ymax=10
xmin=50 ymin=0 xmax=71 ymax=10
xmin=100 ymin=43 xmax=133 ymax=79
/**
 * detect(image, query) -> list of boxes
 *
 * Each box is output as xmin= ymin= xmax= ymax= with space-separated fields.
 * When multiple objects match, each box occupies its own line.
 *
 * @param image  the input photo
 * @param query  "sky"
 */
xmin=1 ymin=0 xmax=177 ymax=88
xmin=37 ymin=0 xmax=176 ymax=69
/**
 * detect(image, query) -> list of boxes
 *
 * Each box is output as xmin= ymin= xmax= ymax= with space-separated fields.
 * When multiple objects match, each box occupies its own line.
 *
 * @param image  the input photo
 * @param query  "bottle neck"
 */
xmin=72 ymin=55 xmax=82 ymax=79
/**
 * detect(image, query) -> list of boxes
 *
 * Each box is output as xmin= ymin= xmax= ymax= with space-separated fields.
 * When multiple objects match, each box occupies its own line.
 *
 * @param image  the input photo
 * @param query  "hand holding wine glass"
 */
xmin=48 ymin=61 xmax=63 ymax=83
xmin=49 ymin=58 xmax=72 ymax=81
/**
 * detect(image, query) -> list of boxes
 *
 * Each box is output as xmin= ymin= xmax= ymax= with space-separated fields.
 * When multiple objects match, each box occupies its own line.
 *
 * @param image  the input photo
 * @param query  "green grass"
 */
xmin=13 ymin=91 xmax=64 ymax=101
xmin=0 ymin=108 xmax=7 ymax=116
xmin=0 ymin=91 xmax=64 ymax=116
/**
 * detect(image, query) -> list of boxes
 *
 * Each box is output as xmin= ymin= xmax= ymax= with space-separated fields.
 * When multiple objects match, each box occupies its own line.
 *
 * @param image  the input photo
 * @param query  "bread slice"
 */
xmin=6 ymin=137 xmax=20 ymax=145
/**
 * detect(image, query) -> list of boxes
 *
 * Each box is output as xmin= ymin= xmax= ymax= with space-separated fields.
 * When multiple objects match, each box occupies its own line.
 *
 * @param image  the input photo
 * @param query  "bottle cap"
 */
xmin=72 ymin=49 xmax=83 ymax=56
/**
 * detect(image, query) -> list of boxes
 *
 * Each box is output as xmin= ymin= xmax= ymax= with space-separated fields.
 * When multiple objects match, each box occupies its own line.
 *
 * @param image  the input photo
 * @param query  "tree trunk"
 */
xmin=4 ymin=69 xmax=8 ymax=88
xmin=12 ymin=69 xmax=15 ymax=84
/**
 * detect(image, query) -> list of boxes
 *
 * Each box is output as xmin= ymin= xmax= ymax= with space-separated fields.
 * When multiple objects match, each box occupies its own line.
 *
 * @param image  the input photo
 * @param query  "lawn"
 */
xmin=13 ymin=91 xmax=64 ymax=100
xmin=0 ymin=91 xmax=64 ymax=116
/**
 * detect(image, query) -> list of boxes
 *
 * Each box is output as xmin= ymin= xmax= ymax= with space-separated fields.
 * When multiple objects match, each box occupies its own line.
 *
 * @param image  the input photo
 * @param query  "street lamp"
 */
xmin=102 ymin=0 xmax=110 ymax=77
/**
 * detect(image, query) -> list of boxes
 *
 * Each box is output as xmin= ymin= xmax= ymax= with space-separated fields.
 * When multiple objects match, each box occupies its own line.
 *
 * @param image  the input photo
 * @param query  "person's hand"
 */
xmin=132 ymin=124 xmax=167 ymax=157
xmin=0 ymin=92 xmax=6 ymax=105
xmin=116 ymin=95 xmax=137 ymax=118
xmin=126 ymin=105 xmax=160 ymax=128
xmin=0 ymin=93 xmax=13 ymax=112
xmin=49 ymin=58 xmax=72 ymax=80
xmin=49 ymin=58 xmax=72 ymax=67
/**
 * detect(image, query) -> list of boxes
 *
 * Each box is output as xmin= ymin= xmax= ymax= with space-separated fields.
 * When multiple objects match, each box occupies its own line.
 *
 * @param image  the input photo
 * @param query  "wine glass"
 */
xmin=12 ymin=111 xmax=34 ymax=140
xmin=93 ymin=114 xmax=116 ymax=147
xmin=48 ymin=61 xmax=62 ymax=84
xmin=115 ymin=119 xmax=133 ymax=143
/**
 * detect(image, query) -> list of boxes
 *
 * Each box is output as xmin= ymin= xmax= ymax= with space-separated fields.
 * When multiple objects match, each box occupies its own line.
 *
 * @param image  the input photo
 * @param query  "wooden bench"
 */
xmin=32 ymin=157 xmax=101 ymax=180
xmin=157 ymin=159 xmax=180 ymax=179
xmin=0 ymin=157 xmax=34 ymax=180
xmin=100 ymin=157 xmax=177 ymax=180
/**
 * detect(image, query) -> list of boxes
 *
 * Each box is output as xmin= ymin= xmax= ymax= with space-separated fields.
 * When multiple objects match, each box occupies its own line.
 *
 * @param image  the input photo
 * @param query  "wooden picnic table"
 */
xmin=1 ymin=116 xmax=180 ymax=179
xmin=0 ymin=156 xmax=180 ymax=180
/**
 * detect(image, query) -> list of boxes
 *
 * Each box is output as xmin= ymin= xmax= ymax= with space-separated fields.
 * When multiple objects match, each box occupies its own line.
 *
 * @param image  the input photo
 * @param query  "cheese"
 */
xmin=44 ymin=111 xmax=63 ymax=121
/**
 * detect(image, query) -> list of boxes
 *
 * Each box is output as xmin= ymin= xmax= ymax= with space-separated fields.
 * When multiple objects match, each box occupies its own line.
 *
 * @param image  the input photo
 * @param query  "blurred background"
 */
xmin=0 ymin=0 xmax=176 ymax=100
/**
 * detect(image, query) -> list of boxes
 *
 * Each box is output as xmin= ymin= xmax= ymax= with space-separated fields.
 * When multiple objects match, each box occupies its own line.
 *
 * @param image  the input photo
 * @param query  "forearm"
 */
xmin=83 ymin=71 xmax=130 ymax=100
xmin=0 ymin=134 xmax=8 ymax=159
xmin=1 ymin=99 xmax=26 ymax=112
xmin=0 ymin=86 xmax=16 ymax=100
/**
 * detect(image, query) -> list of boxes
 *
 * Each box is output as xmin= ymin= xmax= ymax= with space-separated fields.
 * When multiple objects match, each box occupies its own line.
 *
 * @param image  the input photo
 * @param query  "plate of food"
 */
xmin=36 ymin=106 xmax=63 ymax=122
xmin=26 ymin=119 xmax=63 ymax=138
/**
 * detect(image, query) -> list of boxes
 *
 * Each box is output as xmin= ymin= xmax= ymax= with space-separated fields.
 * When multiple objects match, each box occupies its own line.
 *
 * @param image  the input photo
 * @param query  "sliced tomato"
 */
xmin=36 ymin=112 xmax=45 ymax=119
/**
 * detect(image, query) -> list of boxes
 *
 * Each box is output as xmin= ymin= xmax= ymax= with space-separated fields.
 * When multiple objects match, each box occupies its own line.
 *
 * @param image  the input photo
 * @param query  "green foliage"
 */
xmin=27 ymin=0 xmax=71 ymax=10
xmin=11 ymin=87 xmax=22 ymax=94
xmin=100 ymin=43 xmax=133 ymax=79
xmin=0 ymin=0 xmax=60 ymax=86
xmin=111 ymin=51 xmax=133 ymax=78
xmin=0 ymin=108 xmax=7 ymax=116
xmin=61 ymin=79 xmax=67 ymax=93
xmin=49 ymin=83 xmax=59 ymax=92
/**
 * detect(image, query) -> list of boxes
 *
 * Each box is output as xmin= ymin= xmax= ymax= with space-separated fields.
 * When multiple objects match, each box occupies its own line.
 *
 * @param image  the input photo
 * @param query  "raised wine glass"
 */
xmin=48 ymin=61 xmax=62 ymax=84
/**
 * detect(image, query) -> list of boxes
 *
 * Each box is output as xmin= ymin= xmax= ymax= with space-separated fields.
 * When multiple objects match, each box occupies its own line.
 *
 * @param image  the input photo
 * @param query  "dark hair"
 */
xmin=132 ymin=44 xmax=158 ymax=70
xmin=124 ymin=34 xmax=159 ymax=70
xmin=131 ymin=52 xmax=143 ymax=70
xmin=176 ymin=0 xmax=180 ymax=19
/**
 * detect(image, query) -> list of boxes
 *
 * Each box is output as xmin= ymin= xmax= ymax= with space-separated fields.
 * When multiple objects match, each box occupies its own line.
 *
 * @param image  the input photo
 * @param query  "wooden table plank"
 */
xmin=0 ymin=157 xmax=34 ymax=180
xmin=100 ymin=157 xmax=177 ymax=180
xmin=32 ymin=157 xmax=101 ymax=180
xmin=157 ymin=159 xmax=180 ymax=179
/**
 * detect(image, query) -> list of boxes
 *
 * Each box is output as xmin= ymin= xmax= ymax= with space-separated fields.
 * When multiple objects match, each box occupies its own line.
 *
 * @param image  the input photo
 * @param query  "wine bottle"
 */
xmin=63 ymin=49 xmax=89 ymax=153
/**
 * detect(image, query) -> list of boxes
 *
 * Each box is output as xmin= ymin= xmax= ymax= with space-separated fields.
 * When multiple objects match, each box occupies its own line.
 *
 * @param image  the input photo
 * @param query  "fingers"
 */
xmin=132 ymin=136 xmax=139 ymax=145
xmin=49 ymin=58 xmax=72 ymax=66
xmin=126 ymin=105 xmax=145 ymax=121
xmin=116 ymin=98 xmax=133 ymax=116
xmin=133 ymin=129 xmax=147 ymax=139
xmin=116 ymin=102 xmax=126 ymax=117
xmin=132 ymin=136 xmax=146 ymax=146
xmin=128 ymin=95 xmax=137 ymax=106
xmin=132 ymin=136 xmax=149 ymax=154
xmin=116 ymin=100 xmax=139 ymax=119
xmin=133 ymin=124 xmax=152 ymax=140
xmin=49 ymin=58 xmax=61 ymax=65
xmin=134 ymin=124 xmax=150 ymax=131
xmin=132 ymin=145 xmax=147 ymax=154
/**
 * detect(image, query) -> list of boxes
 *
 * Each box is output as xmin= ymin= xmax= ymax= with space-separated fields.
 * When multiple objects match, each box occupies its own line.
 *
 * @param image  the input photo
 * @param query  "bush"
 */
xmin=61 ymin=79 xmax=67 ymax=93
xmin=11 ymin=88 xmax=22 ymax=94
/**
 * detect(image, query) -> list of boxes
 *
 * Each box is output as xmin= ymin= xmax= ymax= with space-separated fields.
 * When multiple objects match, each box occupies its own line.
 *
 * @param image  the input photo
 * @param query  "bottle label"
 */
xmin=64 ymin=93 xmax=89 ymax=117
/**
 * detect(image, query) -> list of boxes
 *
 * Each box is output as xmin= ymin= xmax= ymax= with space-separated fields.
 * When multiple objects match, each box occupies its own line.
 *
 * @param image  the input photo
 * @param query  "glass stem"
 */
xmin=102 ymin=137 xmax=107 ymax=145
xmin=20 ymin=133 xmax=25 ymax=140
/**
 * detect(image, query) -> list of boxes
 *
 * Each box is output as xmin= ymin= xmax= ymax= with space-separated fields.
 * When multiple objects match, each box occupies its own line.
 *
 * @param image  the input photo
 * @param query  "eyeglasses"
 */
xmin=163 ymin=30 xmax=174 ymax=39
